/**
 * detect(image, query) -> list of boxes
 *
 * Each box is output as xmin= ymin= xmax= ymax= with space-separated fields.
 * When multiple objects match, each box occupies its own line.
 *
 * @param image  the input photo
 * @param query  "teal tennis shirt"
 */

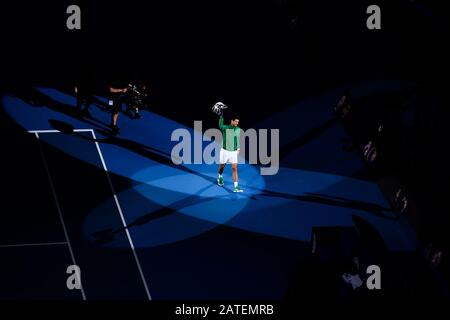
xmin=219 ymin=116 xmax=241 ymax=151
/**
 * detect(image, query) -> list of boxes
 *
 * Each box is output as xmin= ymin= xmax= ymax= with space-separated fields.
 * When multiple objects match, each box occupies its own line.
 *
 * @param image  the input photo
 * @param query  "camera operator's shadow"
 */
xmin=11 ymin=86 xmax=111 ymax=131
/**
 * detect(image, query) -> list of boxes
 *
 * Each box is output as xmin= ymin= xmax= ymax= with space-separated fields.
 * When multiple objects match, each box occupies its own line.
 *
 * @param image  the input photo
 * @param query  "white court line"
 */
xmin=28 ymin=129 xmax=93 ymax=134
xmin=28 ymin=128 xmax=152 ymax=300
xmin=34 ymin=132 xmax=87 ymax=301
xmin=0 ymin=242 xmax=68 ymax=249
xmin=90 ymin=129 xmax=152 ymax=300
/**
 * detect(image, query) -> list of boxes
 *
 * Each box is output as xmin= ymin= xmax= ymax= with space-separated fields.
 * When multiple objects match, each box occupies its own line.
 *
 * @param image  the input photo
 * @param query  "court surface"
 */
xmin=1 ymin=80 xmax=432 ymax=300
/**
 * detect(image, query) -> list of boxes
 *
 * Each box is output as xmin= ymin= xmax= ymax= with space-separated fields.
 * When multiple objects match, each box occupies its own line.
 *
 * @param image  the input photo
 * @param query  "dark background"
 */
xmin=1 ymin=0 xmax=447 ymax=126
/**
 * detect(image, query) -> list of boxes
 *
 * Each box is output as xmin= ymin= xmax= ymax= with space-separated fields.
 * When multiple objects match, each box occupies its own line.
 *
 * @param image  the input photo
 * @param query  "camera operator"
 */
xmin=126 ymin=82 xmax=148 ymax=119
xmin=109 ymin=79 xmax=128 ymax=134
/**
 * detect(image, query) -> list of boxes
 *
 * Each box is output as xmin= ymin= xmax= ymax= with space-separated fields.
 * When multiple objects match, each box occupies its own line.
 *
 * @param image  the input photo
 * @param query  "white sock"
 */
xmin=218 ymin=174 xmax=222 ymax=178
xmin=234 ymin=182 xmax=238 ymax=188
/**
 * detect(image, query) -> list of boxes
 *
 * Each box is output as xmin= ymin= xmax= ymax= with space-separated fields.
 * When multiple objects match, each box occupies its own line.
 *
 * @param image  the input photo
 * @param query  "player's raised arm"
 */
xmin=219 ymin=114 xmax=226 ymax=130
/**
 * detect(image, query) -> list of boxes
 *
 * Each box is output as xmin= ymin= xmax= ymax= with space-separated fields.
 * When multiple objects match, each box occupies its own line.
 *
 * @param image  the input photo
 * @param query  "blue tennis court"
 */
xmin=0 ymin=81 xmax=436 ymax=300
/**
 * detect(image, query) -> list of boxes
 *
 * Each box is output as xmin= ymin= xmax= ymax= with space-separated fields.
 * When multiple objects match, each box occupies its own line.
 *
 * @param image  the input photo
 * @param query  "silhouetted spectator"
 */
xmin=75 ymin=64 xmax=94 ymax=118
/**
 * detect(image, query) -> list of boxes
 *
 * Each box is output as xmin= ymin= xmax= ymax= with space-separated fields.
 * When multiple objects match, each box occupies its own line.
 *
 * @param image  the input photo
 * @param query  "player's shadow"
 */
xmin=48 ymin=119 xmax=386 ymax=218
xmin=248 ymin=188 xmax=395 ymax=219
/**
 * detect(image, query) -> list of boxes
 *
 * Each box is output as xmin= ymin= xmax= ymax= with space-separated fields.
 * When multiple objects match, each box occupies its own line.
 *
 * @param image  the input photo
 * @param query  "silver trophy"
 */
xmin=211 ymin=101 xmax=228 ymax=115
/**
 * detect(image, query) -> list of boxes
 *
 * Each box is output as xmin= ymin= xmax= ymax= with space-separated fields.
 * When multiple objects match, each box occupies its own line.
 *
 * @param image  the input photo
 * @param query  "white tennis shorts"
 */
xmin=220 ymin=148 xmax=238 ymax=164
